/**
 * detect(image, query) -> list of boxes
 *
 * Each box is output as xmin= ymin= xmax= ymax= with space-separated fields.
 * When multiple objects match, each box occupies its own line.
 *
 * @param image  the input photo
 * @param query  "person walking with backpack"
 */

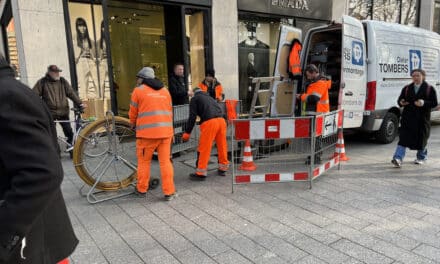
xmin=33 ymin=65 xmax=86 ymax=153
xmin=391 ymin=69 xmax=438 ymax=167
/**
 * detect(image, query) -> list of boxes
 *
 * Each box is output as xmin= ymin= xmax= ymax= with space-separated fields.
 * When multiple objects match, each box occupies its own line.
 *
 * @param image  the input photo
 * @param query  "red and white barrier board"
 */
xmin=233 ymin=111 xmax=343 ymax=141
xmin=234 ymin=156 xmax=340 ymax=184
xmin=231 ymin=110 xmax=344 ymax=191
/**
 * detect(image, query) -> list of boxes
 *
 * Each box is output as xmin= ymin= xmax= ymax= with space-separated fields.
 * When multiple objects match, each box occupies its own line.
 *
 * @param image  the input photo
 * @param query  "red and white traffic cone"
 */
xmin=334 ymin=130 xmax=349 ymax=161
xmin=239 ymin=140 xmax=257 ymax=171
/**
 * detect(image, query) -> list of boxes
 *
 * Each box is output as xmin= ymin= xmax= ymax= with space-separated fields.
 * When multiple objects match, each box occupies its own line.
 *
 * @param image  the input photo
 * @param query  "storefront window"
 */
xmin=185 ymin=9 xmax=207 ymax=87
xmin=107 ymin=1 xmax=168 ymax=116
xmin=238 ymin=17 xmax=289 ymax=111
xmin=348 ymin=0 xmax=419 ymax=25
xmin=237 ymin=15 xmax=327 ymax=112
xmin=434 ymin=2 xmax=440 ymax=34
xmin=68 ymin=1 xmax=110 ymax=118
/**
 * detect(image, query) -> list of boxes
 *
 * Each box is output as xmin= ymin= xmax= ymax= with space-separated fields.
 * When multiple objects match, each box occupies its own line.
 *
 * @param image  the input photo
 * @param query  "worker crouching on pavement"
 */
xmin=129 ymin=67 xmax=177 ymax=201
xmin=182 ymin=87 xmax=229 ymax=180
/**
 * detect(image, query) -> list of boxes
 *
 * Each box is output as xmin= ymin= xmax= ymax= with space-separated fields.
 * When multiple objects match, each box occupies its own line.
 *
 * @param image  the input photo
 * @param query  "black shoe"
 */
xmin=391 ymin=158 xmax=402 ymax=168
xmin=149 ymin=178 xmax=160 ymax=190
xmin=217 ymin=170 xmax=227 ymax=176
xmin=189 ymin=173 xmax=206 ymax=181
xmin=134 ymin=189 xmax=147 ymax=197
xmin=164 ymin=192 xmax=178 ymax=201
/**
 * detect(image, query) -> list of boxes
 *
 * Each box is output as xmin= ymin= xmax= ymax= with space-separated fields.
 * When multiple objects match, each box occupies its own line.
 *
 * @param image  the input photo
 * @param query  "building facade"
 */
xmin=0 ymin=0 xmax=437 ymax=117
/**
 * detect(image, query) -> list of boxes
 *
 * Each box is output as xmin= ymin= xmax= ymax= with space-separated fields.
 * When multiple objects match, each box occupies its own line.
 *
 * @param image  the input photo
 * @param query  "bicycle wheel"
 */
xmin=73 ymin=116 xmax=137 ymax=191
xmin=78 ymin=127 xmax=110 ymax=158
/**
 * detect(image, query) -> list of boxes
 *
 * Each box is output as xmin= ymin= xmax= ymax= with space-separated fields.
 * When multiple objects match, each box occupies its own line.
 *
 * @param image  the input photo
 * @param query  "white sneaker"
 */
xmin=414 ymin=159 xmax=426 ymax=165
xmin=391 ymin=158 xmax=402 ymax=168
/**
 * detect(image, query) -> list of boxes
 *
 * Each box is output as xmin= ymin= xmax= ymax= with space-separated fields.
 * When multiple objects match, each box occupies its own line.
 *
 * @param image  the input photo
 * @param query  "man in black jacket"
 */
xmin=168 ymin=63 xmax=190 ymax=105
xmin=33 ymin=65 xmax=85 ymax=147
xmin=0 ymin=56 xmax=78 ymax=263
xmin=182 ymin=88 xmax=229 ymax=180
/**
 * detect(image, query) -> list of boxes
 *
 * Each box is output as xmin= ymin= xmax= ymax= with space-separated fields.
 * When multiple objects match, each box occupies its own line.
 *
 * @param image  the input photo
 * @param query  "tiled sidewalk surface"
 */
xmin=62 ymin=124 xmax=440 ymax=264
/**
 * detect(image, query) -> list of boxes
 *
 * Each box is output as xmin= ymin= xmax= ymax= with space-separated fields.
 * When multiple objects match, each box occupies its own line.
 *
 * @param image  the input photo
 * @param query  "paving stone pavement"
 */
xmin=61 ymin=124 xmax=440 ymax=264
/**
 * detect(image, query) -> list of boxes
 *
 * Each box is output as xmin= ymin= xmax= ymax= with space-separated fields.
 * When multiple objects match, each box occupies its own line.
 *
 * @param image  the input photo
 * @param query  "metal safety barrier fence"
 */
xmin=231 ymin=109 xmax=344 ymax=192
xmin=166 ymin=100 xmax=242 ymax=156
xmin=172 ymin=104 xmax=198 ymax=154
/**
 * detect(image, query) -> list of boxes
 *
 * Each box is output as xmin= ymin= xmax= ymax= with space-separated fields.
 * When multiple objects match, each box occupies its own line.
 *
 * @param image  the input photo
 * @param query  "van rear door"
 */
xmin=271 ymin=25 xmax=302 ymax=116
xmin=341 ymin=15 xmax=367 ymax=128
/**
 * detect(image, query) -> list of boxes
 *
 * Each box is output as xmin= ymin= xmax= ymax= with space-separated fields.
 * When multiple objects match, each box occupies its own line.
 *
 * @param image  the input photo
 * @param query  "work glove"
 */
xmin=182 ymin=132 xmax=191 ymax=142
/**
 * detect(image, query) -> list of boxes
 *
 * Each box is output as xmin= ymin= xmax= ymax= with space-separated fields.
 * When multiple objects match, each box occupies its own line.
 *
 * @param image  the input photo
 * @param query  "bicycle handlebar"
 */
xmin=71 ymin=107 xmax=84 ymax=114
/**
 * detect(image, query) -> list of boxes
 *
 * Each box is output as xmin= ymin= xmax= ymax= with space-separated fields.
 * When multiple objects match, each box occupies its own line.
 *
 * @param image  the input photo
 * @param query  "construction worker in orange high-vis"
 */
xmin=297 ymin=64 xmax=331 ymax=115
xmin=182 ymin=87 xmax=229 ymax=180
xmin=296 ymin=64 xmax=331 ymax=164
xmin=129 ymin=67 xmax=177 ymax=201
xmin=198 ymin=69 xmax=224 ymax=102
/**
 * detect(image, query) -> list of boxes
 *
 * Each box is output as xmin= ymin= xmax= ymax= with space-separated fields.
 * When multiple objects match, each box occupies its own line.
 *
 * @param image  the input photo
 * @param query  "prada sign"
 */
xmin=160 ymin=0 xmax=211 ymax=6
xmin=238 ymin=0 xmax=331 ymax=20
xmin=271 ymin=0 xmax=309 ymax=10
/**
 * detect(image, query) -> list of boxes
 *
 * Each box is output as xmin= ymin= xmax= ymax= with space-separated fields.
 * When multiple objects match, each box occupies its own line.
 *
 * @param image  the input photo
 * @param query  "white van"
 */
xmin=297 ymin=15 xmax=440 ymax=143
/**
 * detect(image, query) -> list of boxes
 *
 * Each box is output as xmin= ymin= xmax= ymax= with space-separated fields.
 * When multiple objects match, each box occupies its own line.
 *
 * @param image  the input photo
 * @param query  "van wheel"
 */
xmin=376 ymin=112 xmax=398 ymax=144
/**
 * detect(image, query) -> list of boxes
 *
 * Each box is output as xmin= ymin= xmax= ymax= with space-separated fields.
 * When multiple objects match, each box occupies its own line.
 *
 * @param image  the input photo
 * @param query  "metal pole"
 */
xmin=231 ymin=121 xmax=235 ymax=194
xmin=309 ymin=116 xmax=316 ymax=189
xmin=399 ymin=0 xmax=403 ymax=24
xmin=338 ymin=109 xmax=344 ymax=171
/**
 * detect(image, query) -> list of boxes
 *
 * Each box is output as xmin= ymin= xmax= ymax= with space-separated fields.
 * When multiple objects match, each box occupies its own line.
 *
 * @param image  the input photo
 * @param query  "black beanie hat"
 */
xmin=206 ymin=69 xmax=215 ymax=77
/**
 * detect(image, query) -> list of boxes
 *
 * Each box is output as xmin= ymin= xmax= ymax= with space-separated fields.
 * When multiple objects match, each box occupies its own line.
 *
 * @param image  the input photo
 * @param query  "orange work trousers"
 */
xmin=196 ymin=117 xmax=229 ymax=176
xmin=136 ymin=137 xmax=175 ymax=195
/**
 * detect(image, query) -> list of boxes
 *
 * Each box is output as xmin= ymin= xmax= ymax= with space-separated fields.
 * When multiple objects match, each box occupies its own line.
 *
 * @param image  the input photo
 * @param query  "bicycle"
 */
xmin=55 ymin=107 xmax=98 ymax=157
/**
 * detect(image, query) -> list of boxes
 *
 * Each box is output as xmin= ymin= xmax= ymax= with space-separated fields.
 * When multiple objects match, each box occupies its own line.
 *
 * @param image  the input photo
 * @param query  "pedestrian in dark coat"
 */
xmin=0 ymin=56 xmax=78 ymax=264
xmin=168 ymin=63 xmax=190 ymax=105
xmin=391 ymin=69 xmax=438 ymax=167
xmin=33 ymin=65 xmax=85 ymax=147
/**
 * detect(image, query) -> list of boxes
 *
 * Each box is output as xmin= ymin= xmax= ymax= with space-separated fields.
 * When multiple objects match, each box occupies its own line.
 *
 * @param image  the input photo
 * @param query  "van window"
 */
xmin=304 ymin=28 xmax=342 ymax=111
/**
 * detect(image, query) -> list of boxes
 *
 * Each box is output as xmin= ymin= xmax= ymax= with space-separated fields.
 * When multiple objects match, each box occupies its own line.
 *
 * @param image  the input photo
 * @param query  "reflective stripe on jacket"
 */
xmin=198 ymin=81 xmax=223 ymax=101
xmin=129 ymin=84 xmax=173 ymax=139
xmin=301 ymin=79 xmax=331 ymax=113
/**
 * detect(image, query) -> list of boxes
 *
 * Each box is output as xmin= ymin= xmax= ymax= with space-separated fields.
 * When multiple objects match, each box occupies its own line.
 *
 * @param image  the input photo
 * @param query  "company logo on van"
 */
xmin=409 ymin=50 xmax=422 ymax=72
xmin=352 ymin=41 xmax=363 ymax=66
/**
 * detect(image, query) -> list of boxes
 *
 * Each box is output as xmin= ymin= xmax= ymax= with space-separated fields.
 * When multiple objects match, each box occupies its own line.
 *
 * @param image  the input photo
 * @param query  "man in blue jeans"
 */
xmin=392 ymin=69 xmax=438 ymax=167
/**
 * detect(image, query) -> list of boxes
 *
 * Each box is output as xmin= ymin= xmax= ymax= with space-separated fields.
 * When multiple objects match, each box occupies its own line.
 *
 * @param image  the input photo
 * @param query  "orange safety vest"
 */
xmin=225 ymin=99 xmax=238 ymax=121
xmin=301 ymin=79 xmax=331 ymax=114
xmin=198 ymin=81 xmax=224 ymax=101
xmin=288 ymin=39 xmax=302 ymax=77
xmin=129 ymin=84 xmax=173 ymax=139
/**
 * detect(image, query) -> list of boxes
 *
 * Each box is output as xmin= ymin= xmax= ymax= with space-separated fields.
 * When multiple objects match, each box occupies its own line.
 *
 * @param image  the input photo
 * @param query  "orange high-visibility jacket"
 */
xmin=288 ymin=39 xmax=302 ymax=77
xmin=129 ymin=84 xmax=173 ymax=139
xmin=198 ymin=81 xmax=224 ymax=101
xmin=301 ymin=79 xmax=332 ymax=113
